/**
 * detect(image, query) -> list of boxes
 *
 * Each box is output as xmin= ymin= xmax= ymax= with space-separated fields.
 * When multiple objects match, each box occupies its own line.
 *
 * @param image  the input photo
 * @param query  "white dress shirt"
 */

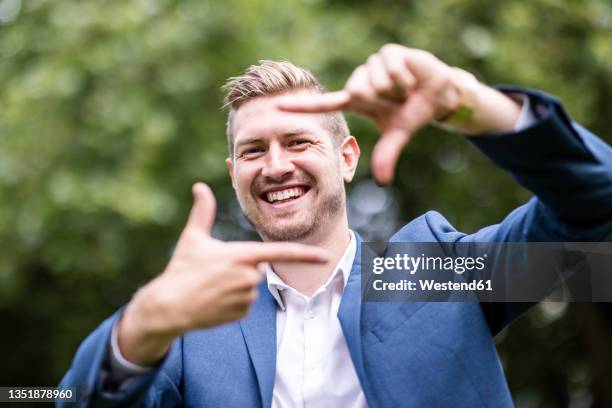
xmin=263 ymin=231 xmax=367 ymax=408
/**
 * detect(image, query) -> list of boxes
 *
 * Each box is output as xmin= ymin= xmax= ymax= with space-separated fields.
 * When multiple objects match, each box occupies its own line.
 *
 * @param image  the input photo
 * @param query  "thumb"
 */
xmin=186 ymin=182 xmax=217 ymax=234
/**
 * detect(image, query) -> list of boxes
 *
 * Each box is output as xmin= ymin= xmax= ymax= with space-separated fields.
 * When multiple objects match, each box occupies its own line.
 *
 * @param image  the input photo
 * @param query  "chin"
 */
xmin=259 ymin=220 xmax=316 ymax=242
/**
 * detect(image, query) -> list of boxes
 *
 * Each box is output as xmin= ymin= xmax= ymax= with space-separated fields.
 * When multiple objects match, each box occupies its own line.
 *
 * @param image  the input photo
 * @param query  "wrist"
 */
xmin=109 ymin=319 xmax=153 ymax=374
xmin=117 ymin=285 xmax=179 ymax=366
xmin=434 ymin=69 xmax=521 ymax=135
xmin=434 ymin=67 xmax=477 ymax=129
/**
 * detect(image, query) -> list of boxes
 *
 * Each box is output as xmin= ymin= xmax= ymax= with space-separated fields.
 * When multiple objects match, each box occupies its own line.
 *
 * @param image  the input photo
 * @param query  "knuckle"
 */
xmin=386 ymin=65 xmax=402 ymax=79
xmin=414 ymin=48 xmax=434 ymax=59
xmin=246 ymin=273 xmax=261 ymax=287
xmin=435 ymin=68 xmax=454 ymax=90
xmin=381 ymin=43 xmax=400 ymax=54
xmin=248 ymin=289 xmax=258 ymax=302
xmin=375 ymin=76 xmax=393 ymax=89
xmin=354 ymin=64 xmax=368 ymax=77
xmin=145 ymin=280 xmax=174 ymax=309
xmin=441 ymin=75 xmax=453 ymax=89
xmin=237 ymin=268 xmax=261 ymax=287
xmin=344 ymin=74 xmax=358 ymax=89
xmin=422 ymin=50 xmax=442 ymax=66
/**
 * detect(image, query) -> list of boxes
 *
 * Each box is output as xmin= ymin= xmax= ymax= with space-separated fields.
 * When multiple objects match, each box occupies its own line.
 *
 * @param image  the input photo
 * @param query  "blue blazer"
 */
xmin=59 ymin=88 xmax=612 ymax=407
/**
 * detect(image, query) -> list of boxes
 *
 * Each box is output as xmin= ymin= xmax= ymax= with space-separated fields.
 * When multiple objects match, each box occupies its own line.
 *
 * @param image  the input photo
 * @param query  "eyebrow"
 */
xmin=234 ymin=128 xmax=315 ymax=148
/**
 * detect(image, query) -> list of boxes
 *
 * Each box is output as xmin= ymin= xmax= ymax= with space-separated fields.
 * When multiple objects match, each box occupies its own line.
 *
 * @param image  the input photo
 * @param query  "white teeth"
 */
xmin=266 ymin=187 xmax=306 ymax=203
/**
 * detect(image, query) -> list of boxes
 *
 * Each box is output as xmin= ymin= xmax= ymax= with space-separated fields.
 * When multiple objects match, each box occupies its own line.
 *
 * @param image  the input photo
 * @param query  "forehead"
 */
xmin=232 ymin=92 xmax=330 ymax=145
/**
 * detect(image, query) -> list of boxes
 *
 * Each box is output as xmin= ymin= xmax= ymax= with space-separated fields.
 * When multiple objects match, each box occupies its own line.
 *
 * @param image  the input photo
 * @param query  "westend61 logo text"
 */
xmin=371 ymin=253 xmax=488 ymax=275
xmin=364 ymin=243 xmax=612 ymax=301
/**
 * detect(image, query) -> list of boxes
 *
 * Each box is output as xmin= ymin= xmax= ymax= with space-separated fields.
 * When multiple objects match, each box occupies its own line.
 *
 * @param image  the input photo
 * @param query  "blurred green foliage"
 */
xmin=1 ymin=0 xmax=611 ymax=406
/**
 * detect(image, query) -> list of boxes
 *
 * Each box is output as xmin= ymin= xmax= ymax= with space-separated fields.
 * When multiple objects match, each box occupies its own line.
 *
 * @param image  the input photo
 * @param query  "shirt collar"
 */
xmin=263 ymin=230 xmax=357 ymax=310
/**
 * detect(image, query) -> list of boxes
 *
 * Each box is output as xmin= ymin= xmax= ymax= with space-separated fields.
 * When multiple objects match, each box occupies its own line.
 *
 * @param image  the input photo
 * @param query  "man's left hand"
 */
xmin=278 ymin=44 xmax=521 ymax=185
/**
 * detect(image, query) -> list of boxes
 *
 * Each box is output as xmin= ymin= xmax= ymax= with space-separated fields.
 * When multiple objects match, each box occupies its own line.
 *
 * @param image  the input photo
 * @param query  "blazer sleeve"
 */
xmin=472 ymin=86 xmax=612 ymax=233
xmin=58 ymin=311 xmax=183 ymax=407
xmin=452 ymin=87 xmax=612 ymax=333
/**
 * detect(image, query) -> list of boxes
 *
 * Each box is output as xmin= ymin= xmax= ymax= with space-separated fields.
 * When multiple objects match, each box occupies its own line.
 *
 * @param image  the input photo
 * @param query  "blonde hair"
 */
xmin=223 ymin=60 xmax=349 ymax=155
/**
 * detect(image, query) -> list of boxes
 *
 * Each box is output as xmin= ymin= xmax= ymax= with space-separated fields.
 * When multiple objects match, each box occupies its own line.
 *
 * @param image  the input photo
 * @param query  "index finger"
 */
xmin=277 ymin=90 xmax=351 ymax=113
xmin=229 ymin=242 xmax=330 ymax=264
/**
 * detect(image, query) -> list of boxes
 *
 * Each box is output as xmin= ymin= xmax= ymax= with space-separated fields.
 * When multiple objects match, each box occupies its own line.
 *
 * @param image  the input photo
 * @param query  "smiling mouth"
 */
xmin=261 ymin=186 xmax=310 ymax=204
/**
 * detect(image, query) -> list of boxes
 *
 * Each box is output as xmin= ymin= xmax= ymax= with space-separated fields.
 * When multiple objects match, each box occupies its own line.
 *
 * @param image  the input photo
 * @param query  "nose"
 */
xmin=261 ymin=143 xmax=295 ymax=181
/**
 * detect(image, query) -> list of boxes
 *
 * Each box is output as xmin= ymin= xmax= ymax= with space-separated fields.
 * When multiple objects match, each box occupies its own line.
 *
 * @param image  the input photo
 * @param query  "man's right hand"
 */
xmin=117 ymin=182 xmax=329 ymax=366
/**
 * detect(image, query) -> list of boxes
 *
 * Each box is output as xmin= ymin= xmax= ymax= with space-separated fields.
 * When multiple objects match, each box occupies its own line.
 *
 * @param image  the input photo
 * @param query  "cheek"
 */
xmin=294 ymin=150 xmax=337 ymax=171
xmin=233 ymin=166 xmax=257 ymax=196
xmin=304 ymin=155 xmax=341 ymax=176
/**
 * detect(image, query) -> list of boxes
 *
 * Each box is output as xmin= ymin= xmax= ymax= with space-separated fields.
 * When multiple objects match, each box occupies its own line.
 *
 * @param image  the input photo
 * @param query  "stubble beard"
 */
xmin=240 ymin=182 xmax=345 ymax=242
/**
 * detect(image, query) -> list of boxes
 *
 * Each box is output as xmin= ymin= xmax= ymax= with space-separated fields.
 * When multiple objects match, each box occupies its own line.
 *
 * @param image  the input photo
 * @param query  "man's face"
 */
xmin=226 ymin=91 xmax=357 ymax=242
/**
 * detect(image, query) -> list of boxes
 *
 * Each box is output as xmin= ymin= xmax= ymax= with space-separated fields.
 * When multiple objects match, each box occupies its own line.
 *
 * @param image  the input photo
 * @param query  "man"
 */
xmin=60 ymin=44 xmax=612 ymax=407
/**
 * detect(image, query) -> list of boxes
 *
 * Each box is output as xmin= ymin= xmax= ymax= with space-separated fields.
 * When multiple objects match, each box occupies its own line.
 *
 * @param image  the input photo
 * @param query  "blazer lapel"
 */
xmin=239 ymin=281 xmax=277 ymax=408
xmin=337 ymin=233 xmax=367 ymax=388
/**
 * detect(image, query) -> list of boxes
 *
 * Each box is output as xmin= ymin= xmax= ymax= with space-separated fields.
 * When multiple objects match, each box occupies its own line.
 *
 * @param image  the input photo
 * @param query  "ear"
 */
xmin=226 ymin=157 xmax=237 ymax=190
xmin=339 ymin=136 xmax=360 ymax=183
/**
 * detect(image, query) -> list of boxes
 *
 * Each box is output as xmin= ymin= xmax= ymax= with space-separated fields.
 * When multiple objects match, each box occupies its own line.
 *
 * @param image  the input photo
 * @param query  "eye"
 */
xmin=289 ymin=139 xmax=311 ymax=148
xmin=239 ymin=147 xmax=265 ymax=158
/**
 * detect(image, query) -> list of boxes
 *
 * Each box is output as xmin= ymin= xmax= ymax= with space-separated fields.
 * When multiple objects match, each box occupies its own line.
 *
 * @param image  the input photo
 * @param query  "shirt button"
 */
xmin=306 ymin=309 xmax=316 ymax=319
